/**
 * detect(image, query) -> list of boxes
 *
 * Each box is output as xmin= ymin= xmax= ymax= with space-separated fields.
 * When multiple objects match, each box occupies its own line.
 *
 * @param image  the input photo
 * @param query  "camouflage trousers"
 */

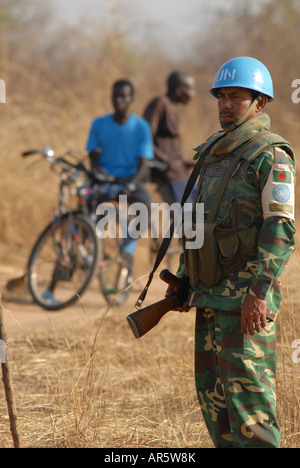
xmin=195 ymin=307 xmax=280 ymax=448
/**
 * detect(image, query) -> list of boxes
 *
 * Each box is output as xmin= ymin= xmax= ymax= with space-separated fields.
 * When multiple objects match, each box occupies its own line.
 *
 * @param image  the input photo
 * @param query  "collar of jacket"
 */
xmin=209 ymin=113 xmax=271 ymax=157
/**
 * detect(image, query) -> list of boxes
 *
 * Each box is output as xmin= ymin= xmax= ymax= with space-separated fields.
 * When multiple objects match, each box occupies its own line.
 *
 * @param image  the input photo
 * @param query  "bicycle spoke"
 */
xmin=28 ymin=215 xmax=98 ymax=310
xmin=97 ymin=209 xmax=131 ymax=306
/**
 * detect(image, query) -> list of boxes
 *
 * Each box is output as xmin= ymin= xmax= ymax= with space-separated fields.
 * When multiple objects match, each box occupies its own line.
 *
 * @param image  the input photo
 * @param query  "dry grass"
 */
xmin=0 ymin=298 xmax=212 ymax=448
xmin=0 ymin=251 xmax=299 ymax=448
xmin=275 ymin=250 xmax=300 ymax=447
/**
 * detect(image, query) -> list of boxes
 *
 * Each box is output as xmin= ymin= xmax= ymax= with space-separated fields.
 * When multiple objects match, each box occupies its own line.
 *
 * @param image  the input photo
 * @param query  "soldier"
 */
xmin=171 ymin=57 xmax=296 ymax=448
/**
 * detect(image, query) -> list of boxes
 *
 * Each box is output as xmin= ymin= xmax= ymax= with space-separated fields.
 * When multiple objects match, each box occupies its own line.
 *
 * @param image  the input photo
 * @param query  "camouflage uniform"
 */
xmin=178 ymin=114 xmax=296 ymax=448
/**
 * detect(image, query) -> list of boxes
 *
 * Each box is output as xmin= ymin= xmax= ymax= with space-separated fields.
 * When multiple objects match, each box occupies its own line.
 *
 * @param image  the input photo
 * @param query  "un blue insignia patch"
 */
xmin=273 ymin=184 xmax=291 ymax=203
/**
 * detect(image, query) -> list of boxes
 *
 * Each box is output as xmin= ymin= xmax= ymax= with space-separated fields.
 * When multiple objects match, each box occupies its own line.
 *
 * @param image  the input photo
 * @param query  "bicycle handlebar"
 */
xmin=21 ymin=146 xmax=119 ymax=186
xmin=22 ymin=149 xmax=41 ymax=157
xmin=147 ymin=160 xmax=168 ymax=171
xmin=21 ymin=147 xmax=85 ymax=172
xmin=22 ymin=147 xmax=171 ymax=189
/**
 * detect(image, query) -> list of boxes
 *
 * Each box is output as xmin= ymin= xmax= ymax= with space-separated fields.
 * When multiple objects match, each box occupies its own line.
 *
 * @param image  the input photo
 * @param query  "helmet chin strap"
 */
xmin=221 ymin=94 xmax=262 ymax=133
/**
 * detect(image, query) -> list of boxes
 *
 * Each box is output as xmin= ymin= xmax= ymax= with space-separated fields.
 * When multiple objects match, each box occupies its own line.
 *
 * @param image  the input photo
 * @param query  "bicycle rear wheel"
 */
xmin=28 ymin=213 xmax=98 ymax=310
xmin=96 ymin=206 xmax=131 ymax=306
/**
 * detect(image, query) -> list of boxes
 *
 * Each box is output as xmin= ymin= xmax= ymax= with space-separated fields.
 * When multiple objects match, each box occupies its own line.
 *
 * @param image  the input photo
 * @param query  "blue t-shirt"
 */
xmin=86 ymin=113 xmax=154 ymax=178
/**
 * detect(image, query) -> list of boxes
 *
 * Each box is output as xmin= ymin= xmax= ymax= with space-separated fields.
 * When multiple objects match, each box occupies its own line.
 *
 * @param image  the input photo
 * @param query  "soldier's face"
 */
xmin=217 ymin=87 xmax=255 ymax=126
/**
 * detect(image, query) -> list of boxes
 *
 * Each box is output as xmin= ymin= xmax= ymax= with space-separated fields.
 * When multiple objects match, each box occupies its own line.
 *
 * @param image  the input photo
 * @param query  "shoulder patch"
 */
xmin=272 ymin=184 xmax=291 ymax=203
xmin=262 ymin=162 xmax=295 ymax=220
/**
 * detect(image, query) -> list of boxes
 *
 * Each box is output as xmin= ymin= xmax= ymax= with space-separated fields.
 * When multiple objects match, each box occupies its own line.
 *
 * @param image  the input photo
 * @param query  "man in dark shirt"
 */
xmin=143 ymin=71 xmax=195 ymax=204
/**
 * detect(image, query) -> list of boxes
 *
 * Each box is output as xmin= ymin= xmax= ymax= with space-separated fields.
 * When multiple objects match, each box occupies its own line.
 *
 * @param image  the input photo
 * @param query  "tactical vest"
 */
xmin=183 ymin=130 xmax=294 ymax=287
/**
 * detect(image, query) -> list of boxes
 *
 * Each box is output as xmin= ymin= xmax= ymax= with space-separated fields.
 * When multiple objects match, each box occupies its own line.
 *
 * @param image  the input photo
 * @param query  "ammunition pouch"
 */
xmin=183 ymin=224 xmax=258 ymax=286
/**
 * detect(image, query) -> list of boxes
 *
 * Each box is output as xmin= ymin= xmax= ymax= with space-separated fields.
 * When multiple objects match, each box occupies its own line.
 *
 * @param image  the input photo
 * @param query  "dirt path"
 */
xmin=2 ymin=238 xmax=299 ymax=339
xmin=0 ymin=242 xmax=165 ymax=337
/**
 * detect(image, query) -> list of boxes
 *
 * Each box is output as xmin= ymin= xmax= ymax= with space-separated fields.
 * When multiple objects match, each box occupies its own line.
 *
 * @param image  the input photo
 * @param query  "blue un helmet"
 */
xmin=210 ymin=56 xmax=274 ymax=102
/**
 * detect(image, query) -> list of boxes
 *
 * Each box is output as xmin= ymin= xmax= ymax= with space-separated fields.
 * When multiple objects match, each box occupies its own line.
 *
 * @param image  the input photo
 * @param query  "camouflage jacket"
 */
xmin=178 ymin=114 xmax=296 ymax=319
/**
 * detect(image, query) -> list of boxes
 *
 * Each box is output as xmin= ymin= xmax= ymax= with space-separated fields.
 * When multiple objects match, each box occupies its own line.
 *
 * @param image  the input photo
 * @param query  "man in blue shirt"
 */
xmin=86 ymin=79 xmax=154 ymax=263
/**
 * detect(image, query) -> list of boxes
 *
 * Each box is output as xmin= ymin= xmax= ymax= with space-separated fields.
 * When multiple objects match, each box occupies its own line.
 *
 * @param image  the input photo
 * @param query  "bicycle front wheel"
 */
xmin=28 ymin=214 xmax=98 ymax=310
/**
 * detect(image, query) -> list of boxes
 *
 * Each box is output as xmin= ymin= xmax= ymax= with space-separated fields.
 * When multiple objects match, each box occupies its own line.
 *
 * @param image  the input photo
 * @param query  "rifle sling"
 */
xmin=135 ymin=134 xmax=224 ymax=308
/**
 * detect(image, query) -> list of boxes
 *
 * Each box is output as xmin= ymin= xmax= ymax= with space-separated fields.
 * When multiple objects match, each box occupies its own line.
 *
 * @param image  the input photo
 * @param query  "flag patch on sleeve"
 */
xmin=273 ymin=170 xmax=291 ymax=183
xmin=262 ymin=163 xmax=295 ymax=220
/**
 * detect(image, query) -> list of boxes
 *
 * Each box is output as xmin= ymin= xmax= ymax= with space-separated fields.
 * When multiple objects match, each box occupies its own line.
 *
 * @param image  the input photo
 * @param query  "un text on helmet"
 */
xmin=215 ymin=68 xmax=236 ymax=84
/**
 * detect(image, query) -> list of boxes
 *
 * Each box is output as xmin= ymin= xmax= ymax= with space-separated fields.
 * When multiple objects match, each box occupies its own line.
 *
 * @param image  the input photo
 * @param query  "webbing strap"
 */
xmin=135 ymin=133 xmax=225 ymax=309
xmin=207 ymin=131 xmax=267 ymax=223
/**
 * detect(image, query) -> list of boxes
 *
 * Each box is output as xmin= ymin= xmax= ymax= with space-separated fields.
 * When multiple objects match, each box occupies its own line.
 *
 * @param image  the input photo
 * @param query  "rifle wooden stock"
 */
xmin=127 ymin=270 xmax=188 ymax=339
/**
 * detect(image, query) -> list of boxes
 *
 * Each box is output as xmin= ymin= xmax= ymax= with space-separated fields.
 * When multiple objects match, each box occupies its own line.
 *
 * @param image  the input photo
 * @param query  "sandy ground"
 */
xmin=0 ymin=241 xmax=166 ymax=338
xmin=1 ymin=237 xmax=299 ymax=339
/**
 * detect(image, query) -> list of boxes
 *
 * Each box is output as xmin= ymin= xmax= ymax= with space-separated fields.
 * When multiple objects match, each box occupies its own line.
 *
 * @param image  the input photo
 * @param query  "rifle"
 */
xmin=127 ymin=269 xmax=189 ymax=339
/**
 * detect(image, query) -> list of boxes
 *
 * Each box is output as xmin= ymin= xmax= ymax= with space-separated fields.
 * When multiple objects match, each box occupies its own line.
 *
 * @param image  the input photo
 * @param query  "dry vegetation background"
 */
xmin=0 ymin=0 xmax=300 ymax=448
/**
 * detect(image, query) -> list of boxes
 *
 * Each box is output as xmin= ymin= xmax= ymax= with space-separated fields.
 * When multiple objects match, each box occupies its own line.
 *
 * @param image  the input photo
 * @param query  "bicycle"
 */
xmin=22 ymin=147 xmax=134 ymax=310
xmin=22 ymin=148 xmax=98 ymax=310
xmin=23 ymin=148 xmax=182 ymax=311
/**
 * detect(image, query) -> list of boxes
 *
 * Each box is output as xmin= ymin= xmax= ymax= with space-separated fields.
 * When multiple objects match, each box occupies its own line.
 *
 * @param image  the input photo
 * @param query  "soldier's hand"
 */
xmin=241 ymin=293 xmax=267 ymax=336
xmin=165 ymin=285 xmax=191 ymax=313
